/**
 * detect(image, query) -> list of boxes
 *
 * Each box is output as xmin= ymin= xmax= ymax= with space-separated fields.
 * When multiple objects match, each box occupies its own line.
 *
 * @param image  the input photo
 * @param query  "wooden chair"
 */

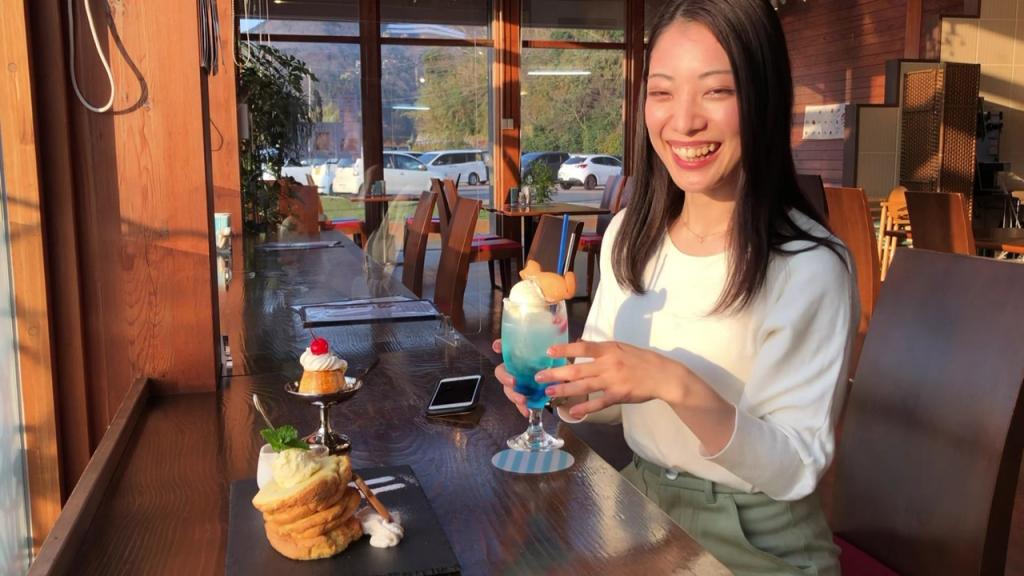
xmin=527 ymin=215 xmax=584 ymax=275
xmin=797 ymin=173 xmax=828 ymax=220
xmin=877 ymin=185 xmax=910 ymax=281
xmin=616 ymin=175 xmax=634 ymax=211
xmin=824 ymin=186 xmax=880 ymax=371
xmin=433 ymin=196 xmax=482 ymax=329
xmin=277 ymin=181 xmax=321 ymax=235
xmin=905 ymin=191 xmax=976 ymax=255
xmin=579 ymin=175 xmax=626 ymax=300
xmin=432 ymin=177 xmax=520 ymax=291
xmin=831 ymin=248 xmax=1024 ymax=575
xmin=405 ymin=178 xmax=443 ymax=236
xmin=401 ymin=191 xmax=438 ymax=298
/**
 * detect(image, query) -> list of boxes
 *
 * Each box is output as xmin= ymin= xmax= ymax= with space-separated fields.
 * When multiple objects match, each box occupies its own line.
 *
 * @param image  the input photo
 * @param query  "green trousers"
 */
xmin=621 ymin=456 xmax=839 ymax=576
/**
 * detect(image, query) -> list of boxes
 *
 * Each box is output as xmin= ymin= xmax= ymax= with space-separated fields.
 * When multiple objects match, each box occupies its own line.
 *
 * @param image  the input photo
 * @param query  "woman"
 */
xmin=494 ymin=0 xmax=857 ymax=573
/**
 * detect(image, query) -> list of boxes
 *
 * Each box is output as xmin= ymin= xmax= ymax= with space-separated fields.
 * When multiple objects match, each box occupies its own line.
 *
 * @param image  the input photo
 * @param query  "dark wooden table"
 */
xmin=974 ymin=227 xmax=1024 ymax=255
xmin=485 ymin=202 xmax=610 ymax=262
xmin=66 ymin=232 xmax=725 ymax=575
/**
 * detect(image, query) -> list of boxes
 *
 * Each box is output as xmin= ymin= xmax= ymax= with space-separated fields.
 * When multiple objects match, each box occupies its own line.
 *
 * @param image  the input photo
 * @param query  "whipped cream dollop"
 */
xmin=508 ymin=278 xmax=546 ymax=307
xmin=357 ymin=509 xmax=404 ymax=548
xmin=271 ymin=447 xmax=327 ymax=489
xmin=299 ymin=347 xmax=348 ymax=372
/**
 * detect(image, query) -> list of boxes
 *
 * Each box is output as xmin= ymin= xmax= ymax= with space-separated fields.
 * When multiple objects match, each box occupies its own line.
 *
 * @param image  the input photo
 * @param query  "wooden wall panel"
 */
xmin=0 ymin=0 xmax=63 ymax=551
xmin=66 ymin=0 xmax=218 ymax=434
xmin=782 ymin=0 xmax=971 ymax=186
xmin=210 ymin=0 xmax=243 ymax=235
xmin=26 ymin=0 xmax=94 ymax=497
xmin=781 ymin=0 xmax=908 ymax=186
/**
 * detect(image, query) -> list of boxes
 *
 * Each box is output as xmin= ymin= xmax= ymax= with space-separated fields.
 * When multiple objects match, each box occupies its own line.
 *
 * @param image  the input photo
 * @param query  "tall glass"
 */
xmin=502 ymin=296 xmax=568 ymax=451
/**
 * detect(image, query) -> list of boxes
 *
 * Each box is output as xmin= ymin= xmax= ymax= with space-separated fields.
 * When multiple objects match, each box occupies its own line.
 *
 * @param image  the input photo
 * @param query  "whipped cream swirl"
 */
xmin=357 ymin=509 xmax=404 ymax=548
xmin=300 ymin=347 xmax=347 ymax=372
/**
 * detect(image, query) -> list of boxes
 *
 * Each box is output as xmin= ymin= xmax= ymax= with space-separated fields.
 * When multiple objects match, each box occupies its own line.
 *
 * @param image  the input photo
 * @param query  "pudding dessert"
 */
xmin=253 ymin=449 xmax=363 ymax=560
xmin=298 ymin=336 xmax=348 ymax=395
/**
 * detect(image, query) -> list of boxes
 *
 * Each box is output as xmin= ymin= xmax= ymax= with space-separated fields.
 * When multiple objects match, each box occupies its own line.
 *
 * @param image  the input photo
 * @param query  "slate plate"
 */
xmin=226 ymin=466 xmax=460 ymax=575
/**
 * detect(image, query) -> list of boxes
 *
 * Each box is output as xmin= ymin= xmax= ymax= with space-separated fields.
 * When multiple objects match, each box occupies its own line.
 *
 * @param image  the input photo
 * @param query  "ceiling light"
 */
xmin=527 ymin=70 xmax=591 ymax=77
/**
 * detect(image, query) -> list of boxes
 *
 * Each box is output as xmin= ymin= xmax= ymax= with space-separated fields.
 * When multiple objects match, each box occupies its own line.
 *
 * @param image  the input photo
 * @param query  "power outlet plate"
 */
xmin=802 ymin=103 xmax=846 ymax=140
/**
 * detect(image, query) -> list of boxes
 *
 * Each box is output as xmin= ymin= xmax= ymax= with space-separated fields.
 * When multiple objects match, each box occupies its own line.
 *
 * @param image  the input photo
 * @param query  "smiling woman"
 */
xmin=493 ymin=0 xmax=857 ymax=573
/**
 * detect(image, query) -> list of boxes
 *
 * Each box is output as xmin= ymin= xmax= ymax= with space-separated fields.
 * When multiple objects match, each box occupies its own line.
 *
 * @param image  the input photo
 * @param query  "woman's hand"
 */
xmin=537 ymin=340 xmax=689 ymax=420
xmin=492 ymin=340 xmax=528 ymax=417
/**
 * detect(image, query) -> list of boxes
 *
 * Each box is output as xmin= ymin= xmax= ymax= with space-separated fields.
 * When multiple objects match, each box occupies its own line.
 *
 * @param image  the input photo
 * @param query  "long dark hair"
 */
xmin=613 ymin=0 xmax=843 ymax=312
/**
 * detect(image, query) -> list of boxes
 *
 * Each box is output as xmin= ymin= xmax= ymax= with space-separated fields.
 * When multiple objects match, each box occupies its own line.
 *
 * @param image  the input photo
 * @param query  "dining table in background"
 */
xmin=486 ymin=202 xmax=610 ymax=262
xmin=48 ymin=231 xmax=728 ymax=576
xmin=973 ymin=227 xmax=1024 ymax=255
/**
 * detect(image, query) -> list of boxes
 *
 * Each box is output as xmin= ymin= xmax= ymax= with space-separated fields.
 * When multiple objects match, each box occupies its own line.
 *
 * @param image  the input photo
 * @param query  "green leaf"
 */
xmin=259 ymin=424 xmax=311 ymax=452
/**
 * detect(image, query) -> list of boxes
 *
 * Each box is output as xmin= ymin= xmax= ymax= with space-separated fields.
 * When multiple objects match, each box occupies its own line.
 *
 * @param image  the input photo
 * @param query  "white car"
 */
xmin=418 ymin=150 xmax=489 ymax=186
xmin=331 ymin=152 xmax=433 ymax=195
xmin=558 ymin=154 xmax=623 ymax=190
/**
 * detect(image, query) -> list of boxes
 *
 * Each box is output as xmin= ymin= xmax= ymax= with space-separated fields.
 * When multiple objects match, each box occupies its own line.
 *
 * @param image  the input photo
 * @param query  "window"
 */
xmin=381 ymin=44 xmax=493 ymax=193
xmin=381 ymin=0 xmax=490 ymax=40
xmin=393 ymin=154 xmax=425 ymax=171
xmin=521 ymin=0 xmax=624 ymax=199
xmin=522 ymin=0 xmax=625 ymax=42
xmin=240 ymin=2 xmax=359 ymax=37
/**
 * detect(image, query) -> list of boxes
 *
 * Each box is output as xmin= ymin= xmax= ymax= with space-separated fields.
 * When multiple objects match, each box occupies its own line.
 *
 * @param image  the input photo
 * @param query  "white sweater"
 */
xmin=561 ymin=210 xmax=858 ymax=501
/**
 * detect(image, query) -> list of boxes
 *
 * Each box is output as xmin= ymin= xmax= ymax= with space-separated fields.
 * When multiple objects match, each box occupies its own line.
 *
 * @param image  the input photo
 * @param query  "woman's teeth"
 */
xmin=672 ymin=142 xmax=719 ymax=160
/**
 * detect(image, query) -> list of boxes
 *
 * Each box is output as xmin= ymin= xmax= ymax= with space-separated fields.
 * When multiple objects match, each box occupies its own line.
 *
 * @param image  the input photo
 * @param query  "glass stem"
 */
xmin=526 ymin=408 xmax=545 ymax=448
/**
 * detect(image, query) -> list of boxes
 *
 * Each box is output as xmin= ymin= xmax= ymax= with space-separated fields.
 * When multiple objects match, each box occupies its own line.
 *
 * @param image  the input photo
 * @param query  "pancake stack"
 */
xmin=252 ymin=452 xmax=364 ymax=560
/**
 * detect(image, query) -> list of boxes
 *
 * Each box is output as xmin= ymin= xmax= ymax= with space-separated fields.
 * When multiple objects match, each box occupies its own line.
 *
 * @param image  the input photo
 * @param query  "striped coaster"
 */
xmin=491 ymin=449 xmax=575 ymax=474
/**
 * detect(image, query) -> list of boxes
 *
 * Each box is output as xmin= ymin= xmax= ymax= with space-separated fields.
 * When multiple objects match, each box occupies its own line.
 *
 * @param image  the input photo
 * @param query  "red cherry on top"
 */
xmin=309 ymin=337 xmax=329 ymax=355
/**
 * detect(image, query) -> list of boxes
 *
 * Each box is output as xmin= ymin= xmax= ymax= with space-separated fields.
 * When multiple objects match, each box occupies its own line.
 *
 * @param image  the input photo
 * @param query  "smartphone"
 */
xmin=426 ymin=375 xmax=482 ymax=416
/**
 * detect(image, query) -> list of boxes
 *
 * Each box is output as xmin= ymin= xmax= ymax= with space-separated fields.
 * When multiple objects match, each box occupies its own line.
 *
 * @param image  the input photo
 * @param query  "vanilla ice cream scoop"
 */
xmin=508 ymin=278 xmax=546 ymax=307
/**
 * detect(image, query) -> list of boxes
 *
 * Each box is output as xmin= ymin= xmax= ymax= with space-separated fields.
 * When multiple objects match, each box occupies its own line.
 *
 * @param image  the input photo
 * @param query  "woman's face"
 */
xmin=645 ymin=20 xmax=742 ymax=199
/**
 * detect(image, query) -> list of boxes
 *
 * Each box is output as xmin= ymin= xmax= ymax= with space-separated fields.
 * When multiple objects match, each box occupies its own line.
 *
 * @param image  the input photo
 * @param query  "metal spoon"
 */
xmin=252 ymin=393 xmax=275 ymax=429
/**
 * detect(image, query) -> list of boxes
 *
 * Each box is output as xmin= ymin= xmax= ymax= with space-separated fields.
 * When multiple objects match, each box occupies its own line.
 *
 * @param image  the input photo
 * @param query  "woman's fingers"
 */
xmin=547 ymin=340 xmax=621 ymax=360
xmin=544 ymin=376 xmax=602 ymax=399
xmin=535 ymin=359 xmax=602 ymax=384
xmin=491 ymin=339 xmax=502 ymax=354
xmin=567 ymin=394 xmax=613 ymax=420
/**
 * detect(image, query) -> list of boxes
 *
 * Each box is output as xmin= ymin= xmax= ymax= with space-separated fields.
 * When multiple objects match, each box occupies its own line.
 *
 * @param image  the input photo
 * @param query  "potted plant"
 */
xmin=237 ymin=43 xmax=316 ymax=234
xmin=524 ymin=160 xmax=557 ymax=205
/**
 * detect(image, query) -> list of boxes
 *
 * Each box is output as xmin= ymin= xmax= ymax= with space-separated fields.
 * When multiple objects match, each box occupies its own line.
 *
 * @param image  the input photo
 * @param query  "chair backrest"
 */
xmin=796 ymin=173 xmax=828 ymax=220
xmin=434 ymin=196 xmax=481 ymax=328
xmin=401 ymin=191 xmax=438 ymax=297
xmin=832 ymin=248 xmax=1024 ymax=575
xmin=277 ymin=181 xmax=321 ymax=235
xmin=825 ymin=186 xmax=880 ymax=369
xmin=616 ymin=176 xmax=634 ymax=212
xmin=595 ymin=176 xmax=625 ymax=235
xmin=527 ymin=215 xmax=584 ymax=274
xmin=437 ymin=179 xmax=459 ymax=238
xmin=905 ymin=191 xmax=976 ymax=254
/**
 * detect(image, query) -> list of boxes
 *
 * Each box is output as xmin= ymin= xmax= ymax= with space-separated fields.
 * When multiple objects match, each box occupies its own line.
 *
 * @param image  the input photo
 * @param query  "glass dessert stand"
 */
xmin=285 ymin=376 xmax=363 ymax=453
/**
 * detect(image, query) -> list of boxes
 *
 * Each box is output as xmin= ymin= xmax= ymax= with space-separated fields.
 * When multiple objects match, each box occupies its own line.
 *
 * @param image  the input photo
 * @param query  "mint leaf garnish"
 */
xmin=260 ymin=424 xmax=311 ymax=452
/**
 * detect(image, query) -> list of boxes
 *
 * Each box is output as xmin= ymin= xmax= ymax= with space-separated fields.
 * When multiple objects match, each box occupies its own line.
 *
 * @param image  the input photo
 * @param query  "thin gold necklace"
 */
xmin=680 ymin=217 xmax=729 ymax=244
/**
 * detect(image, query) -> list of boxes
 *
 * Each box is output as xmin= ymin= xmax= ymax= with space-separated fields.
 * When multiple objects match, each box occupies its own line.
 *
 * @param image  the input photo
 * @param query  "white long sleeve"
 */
xmin=559 ymin=210 xmax=857 ymax=500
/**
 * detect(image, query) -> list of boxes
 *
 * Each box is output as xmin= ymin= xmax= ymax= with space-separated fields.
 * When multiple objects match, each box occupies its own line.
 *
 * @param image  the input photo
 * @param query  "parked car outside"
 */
xmin=277 ymin=156 xmax=339 ymax=190
xmin=521 ymin=151 xmax=570 ymax=183
xmin=331 ymin=151 xmax=432 ymax=195
xmin=418 ymin=149 xmax=489 ymax=185
xmin=557 ymin=154 xmax=623 ymax=190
